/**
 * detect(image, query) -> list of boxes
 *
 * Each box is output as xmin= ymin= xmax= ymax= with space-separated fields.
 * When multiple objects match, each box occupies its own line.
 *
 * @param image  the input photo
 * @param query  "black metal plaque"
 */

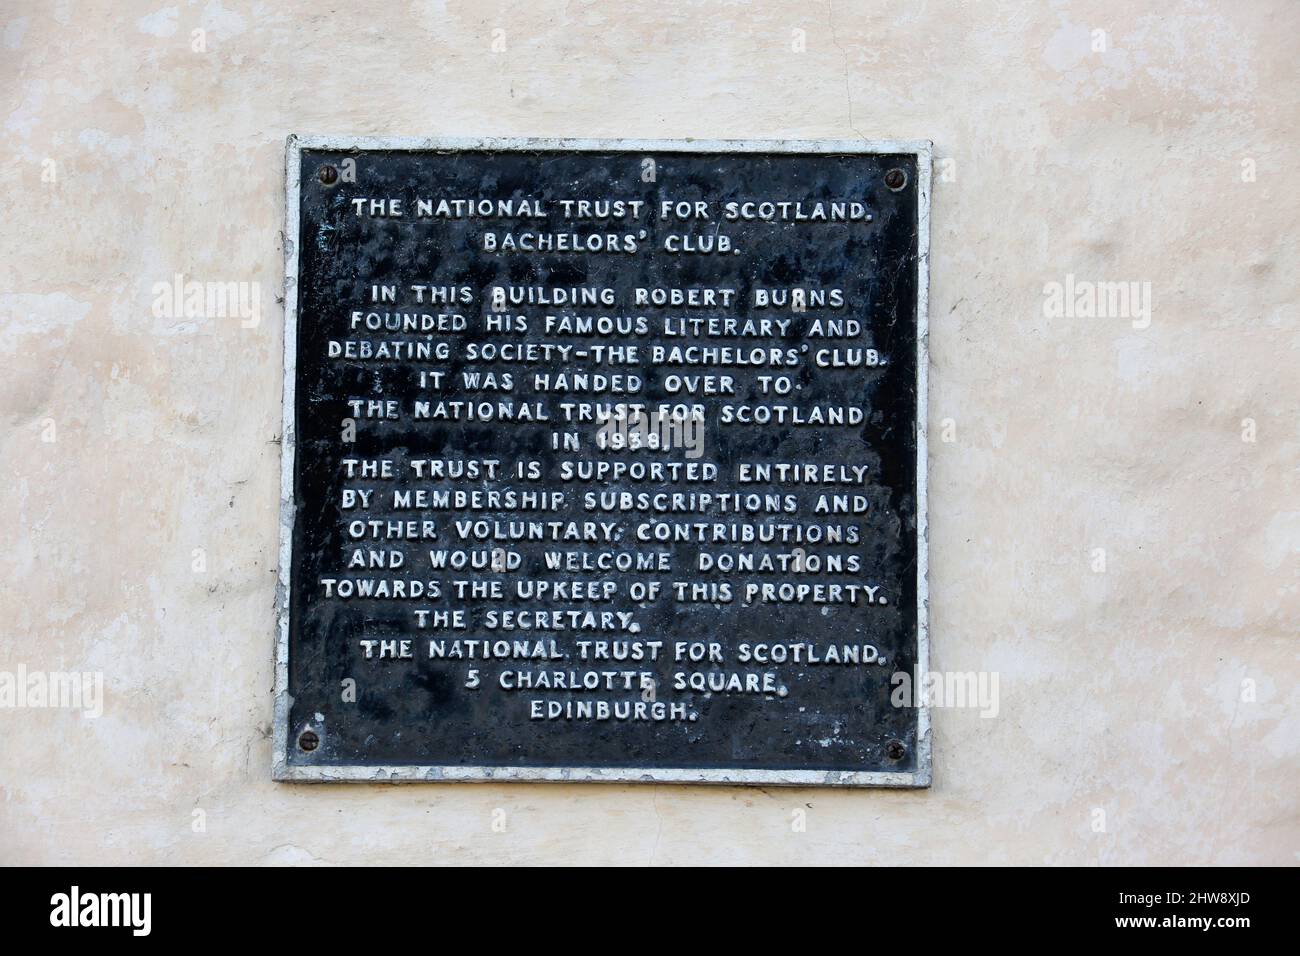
xmin=275 ymin=137 xmax=929 ymax=786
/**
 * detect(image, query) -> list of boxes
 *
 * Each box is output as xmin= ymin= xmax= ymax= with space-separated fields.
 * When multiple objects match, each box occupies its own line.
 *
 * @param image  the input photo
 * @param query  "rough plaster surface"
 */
xmin=1 ymin=0 xmax=1296 ymax=866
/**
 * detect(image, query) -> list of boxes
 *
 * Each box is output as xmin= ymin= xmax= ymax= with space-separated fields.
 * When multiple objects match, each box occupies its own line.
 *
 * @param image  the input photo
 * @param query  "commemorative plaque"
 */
xmin=274 ymin=137 xmax=930 ymax=786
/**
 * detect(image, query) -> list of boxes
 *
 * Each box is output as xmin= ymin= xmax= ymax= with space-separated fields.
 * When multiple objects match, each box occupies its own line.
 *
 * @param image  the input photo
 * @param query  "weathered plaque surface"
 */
xmin=275 ymin=137 xmax=930 ymax=786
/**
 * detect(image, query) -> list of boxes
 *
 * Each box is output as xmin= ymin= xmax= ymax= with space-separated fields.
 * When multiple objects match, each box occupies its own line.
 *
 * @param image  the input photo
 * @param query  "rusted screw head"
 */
xmin=885 ymin=739 xmax=907 ymax=761
xmin=298 ymin=729 xmax=320 ymax=752
xmin=317 ymin=164 xmax=338 ymax=185
xmin=884 ymin=168 xmax=907 ymax=191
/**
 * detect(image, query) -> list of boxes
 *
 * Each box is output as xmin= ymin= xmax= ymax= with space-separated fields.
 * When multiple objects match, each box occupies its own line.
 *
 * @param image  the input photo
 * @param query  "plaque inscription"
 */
xmin=275 ymin=137 xmax=930 ymax=786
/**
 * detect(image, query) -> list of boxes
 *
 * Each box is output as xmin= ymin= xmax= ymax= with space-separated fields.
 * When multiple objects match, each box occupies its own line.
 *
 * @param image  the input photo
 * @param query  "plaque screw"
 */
xmin=884 ymin=168 xmax=908 ymax=191
xmin=298 ymin=729 xmax=320 ymax=752
xmin=317 ymin=164 xmax=338 ymax=185
xmin=885 ymin=739 xmax=907 ymax=761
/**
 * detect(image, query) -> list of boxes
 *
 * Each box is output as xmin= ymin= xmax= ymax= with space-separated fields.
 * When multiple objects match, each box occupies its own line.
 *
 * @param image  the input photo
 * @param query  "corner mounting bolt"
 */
xmin=886 ymin=740 xmax=907 ymax=760
xmin=318 ymin=164 xmax=338 ymax=185
xmin=884 ymin=168 xmax=908 ymax=191
xmin=298 ymin=729 xmax=320 ymax=752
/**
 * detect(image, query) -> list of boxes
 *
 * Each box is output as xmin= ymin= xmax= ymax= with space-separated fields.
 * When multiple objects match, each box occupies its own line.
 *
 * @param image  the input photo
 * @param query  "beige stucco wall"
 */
xmin=2 ymin=0 xmax=1297 ymax=865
